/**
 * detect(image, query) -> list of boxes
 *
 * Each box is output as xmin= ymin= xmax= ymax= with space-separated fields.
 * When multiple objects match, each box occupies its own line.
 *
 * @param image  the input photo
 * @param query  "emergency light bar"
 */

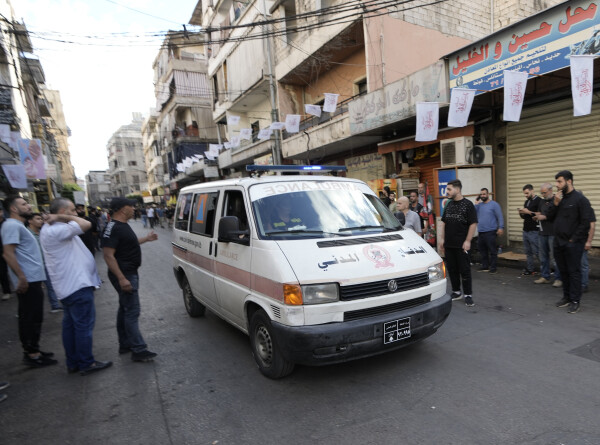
xmin=246 ymin=165 xmax=347 ymax=173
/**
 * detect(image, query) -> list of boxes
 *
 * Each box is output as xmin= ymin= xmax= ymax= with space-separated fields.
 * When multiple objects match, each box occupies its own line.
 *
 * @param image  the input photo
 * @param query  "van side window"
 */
xmin=223 ymin=190 xmax=249 ymax=231
xmin=175 ymin=193 xmax=193 ymax=231
xmin=191 ymin=191 xmax=219 ymax=236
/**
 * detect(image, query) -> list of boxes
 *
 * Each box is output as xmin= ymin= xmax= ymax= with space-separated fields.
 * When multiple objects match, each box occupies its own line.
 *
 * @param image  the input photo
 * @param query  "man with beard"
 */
xmin=1 ymin=196 xmax=57 ymax=368
xmin=474 ymin=188 xmax=504 ymax=274
xmin=518 ymin=184 xmax=541 ymax=275
xmin=439 ymin=180 xmax=478 ymax=307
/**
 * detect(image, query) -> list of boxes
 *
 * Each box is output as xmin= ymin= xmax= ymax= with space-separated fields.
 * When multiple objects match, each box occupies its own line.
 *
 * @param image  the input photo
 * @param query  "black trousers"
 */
xmin=17 ymin=281 xmax=45 ymax=354
xmin=445 ymin=247 xmax=473 ymax=295
xmin=478 ymin=231 xmax=498 ymax=270
xmin=554 ymin=241 xmax=585 ymax=303
xmin=0 ymin=255 xmax=10 ymax=294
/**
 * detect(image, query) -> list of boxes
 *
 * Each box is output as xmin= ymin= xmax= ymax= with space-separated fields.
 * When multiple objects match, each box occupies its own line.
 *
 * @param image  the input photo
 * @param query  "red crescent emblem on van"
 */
xmin=363 ymin=244 xmax=394 ymax=268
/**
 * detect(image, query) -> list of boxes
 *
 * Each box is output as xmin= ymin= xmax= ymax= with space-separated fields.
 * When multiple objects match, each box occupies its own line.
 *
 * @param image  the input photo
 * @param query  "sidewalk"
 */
xmin=496 ymin=249 xmax=600 ymax=280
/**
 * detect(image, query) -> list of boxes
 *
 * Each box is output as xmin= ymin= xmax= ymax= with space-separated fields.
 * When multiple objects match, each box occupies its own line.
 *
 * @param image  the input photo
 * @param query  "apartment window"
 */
xmin=251 ymin=121 xmax=259 ymax=143
xmin=132 ymin=175 xmax=140 ymax=184
xmin=354 ymin=77 xmax=367 ymax=96
xmin=212 ymin=75 xmax=219 ymax=105
xmin=128 ymin=161 xmax=137 ymax=166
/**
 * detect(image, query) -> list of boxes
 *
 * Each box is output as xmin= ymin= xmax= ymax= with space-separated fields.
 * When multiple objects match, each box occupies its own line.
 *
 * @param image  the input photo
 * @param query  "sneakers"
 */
xmin=555 ymin=298 xmax=570 ymax=308
xmin=489 ymin=269 xmax=497 ymax=274
xmin=0 ymin=382 xmax=9 ymax=391
xmin=567 ymin=302 xmax=580 ymax=314
xmin=477 ymin=267 xmax=490 ymax=272
xmin=2 ymin=293 xmax=11 ymax=301
xmin=521 ymin=269 xmax=536 ymax=276
xmin=451 ymin=291 xmax=462 ymax=300
xmin=534 ymin=277 xmax=551 ymax=284
xmin=80 ymin=360 xmax=113 ymax=376
xmin=0 ymin=394 xmax=6 ymax=403
xmin=50 ymin=307 xmax=63 ymax=313
xmin=23 ymin=353 xmax=58 ymax=368
xmin=131 ymin=350 xmax=157 ymax=362
xmin=552 ymin=280 xmax=563 ymax=288
xmin=464 ymin=295 xmax=475 ymax=307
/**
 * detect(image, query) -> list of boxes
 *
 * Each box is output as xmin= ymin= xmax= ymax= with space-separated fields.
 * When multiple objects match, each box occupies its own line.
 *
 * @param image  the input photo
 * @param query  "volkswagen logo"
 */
xmin=387 ymin=280 xmax=398 ymax=293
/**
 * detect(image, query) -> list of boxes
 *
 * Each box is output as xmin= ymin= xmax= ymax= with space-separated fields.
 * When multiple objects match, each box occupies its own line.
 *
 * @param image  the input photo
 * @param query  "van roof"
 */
xmin=179 ymin=175 xmax=365 ymax=193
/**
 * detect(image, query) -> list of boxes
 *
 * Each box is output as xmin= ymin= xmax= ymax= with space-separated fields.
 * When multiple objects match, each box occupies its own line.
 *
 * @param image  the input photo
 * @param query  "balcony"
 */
xmin=219 ymin=138 xmax=274 ymax=169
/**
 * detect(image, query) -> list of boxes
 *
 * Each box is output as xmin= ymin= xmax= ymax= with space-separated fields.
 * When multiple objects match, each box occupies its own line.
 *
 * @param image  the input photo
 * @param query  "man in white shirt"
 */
xmin=394 ymin=196 xmax=423 ymax=235
xmin=40 ymin=198 xmax=112 ymax=376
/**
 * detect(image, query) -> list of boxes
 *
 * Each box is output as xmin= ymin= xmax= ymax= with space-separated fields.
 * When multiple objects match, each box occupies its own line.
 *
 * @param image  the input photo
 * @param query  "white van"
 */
xmin=172 ymin=169 xmax=451 ymax=378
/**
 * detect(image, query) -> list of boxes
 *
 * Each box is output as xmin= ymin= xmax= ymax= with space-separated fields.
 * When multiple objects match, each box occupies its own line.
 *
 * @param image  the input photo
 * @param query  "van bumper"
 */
xmin=270 ymin=294 xmax=452 ymax=366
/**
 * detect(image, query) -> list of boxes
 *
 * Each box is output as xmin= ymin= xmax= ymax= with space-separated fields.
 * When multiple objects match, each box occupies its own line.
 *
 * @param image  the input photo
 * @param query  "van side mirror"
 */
xmin=218 ymin=216 xmax=250 ymax=245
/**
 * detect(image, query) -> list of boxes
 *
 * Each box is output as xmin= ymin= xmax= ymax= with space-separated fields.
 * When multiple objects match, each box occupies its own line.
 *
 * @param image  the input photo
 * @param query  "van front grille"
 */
xmin=344 ymin=295 xmax=431 ymax=321
xmin=339 ymin=272 xmax=429 ymax=301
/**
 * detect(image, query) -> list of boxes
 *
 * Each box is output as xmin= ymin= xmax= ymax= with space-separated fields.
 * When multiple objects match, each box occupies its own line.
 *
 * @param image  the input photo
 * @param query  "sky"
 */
xmin=14 ymin=0 xmax=199 ymax=180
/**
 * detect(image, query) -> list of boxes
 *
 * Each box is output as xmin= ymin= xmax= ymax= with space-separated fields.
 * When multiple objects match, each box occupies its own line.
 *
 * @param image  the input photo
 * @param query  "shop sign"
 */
xmin=449 ymin=0 xmax=600 ymax=92
xmin=349 ymin=61 xmax=448 ymax=135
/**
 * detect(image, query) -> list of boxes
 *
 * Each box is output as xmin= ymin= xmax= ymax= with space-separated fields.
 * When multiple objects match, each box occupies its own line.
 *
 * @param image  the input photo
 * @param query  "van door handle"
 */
xmin=214 ymin=243 xmax=217 ymax=257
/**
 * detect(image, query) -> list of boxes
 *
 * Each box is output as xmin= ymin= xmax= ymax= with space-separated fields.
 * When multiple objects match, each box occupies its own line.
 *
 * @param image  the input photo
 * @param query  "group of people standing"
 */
xmin=140 ymin=204 xmax=174 ymax=230
xmin=0 ymin=196 xmax=158 ymax=402
xmin=437 ymin=170 xmax=594 ymax=314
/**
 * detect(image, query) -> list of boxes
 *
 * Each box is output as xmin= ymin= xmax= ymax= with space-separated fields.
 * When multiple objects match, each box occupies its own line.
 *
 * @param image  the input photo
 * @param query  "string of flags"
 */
xmin=415 ymin=55 xmax=595 ymax=142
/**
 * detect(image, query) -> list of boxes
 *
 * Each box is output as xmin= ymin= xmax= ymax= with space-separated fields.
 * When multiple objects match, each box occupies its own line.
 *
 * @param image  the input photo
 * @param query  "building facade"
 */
xmin=106 ymin=113 xmax=148 ymax=197
xmin=85 ymin=170 xmax=111 ymax=208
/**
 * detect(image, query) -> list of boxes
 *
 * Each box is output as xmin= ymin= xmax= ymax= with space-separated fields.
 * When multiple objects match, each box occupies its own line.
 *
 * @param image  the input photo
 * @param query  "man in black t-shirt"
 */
xmin=439 ymin=179 xmax=478 ymax=307
xmin=518 ymin=184 xmax=542 ymax=275
xmin=102 ymin=197 xmax=158 ymax=362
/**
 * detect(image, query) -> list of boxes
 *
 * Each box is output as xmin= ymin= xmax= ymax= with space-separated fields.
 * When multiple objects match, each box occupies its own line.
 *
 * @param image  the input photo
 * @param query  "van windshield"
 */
xmin=250 ymin=182 xmax=401 ymax=240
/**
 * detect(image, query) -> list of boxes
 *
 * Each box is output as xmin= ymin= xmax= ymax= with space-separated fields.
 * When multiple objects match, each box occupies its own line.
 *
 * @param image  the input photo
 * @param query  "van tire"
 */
xmin=249 ymin=310 xmax=294 ymax=379
xmin=182 ymin=277 xmax=205 ymax=317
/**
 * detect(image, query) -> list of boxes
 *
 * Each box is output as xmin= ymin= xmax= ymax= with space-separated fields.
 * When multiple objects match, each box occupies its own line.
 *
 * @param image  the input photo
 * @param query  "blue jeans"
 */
xmin=538 ymin=235 xmax=560 ymax=281
xmin=61 ymin=287 xmax=96 ymax=370
xmin=581 ymin=250 xmax=589 ymax=288
xmin=108 ymin=273 xmax=147 ymax=353
xmin=478 ymin=231 xmax=498 ymax=270
xmin=141 ymin=215 xmax=148 ymax=228
xmin=523 ymin=231 xmax=539 ymax=272
xmin=44 ymin=266 xmax=60 ymax=310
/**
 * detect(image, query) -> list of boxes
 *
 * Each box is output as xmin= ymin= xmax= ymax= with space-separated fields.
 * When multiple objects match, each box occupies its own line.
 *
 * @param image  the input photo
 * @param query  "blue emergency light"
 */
xmin=246 ymin=165 xmax=347 ymax=173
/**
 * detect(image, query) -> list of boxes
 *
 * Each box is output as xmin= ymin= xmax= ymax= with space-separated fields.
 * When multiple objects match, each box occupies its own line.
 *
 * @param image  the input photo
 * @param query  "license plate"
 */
xmin=383 ymin=317 xmax=411 ymax=344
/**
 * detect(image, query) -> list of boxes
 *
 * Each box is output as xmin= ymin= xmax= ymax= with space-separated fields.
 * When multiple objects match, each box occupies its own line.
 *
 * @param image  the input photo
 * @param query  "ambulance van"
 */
xmin=172 ymin=167 xmax=451 ymax=378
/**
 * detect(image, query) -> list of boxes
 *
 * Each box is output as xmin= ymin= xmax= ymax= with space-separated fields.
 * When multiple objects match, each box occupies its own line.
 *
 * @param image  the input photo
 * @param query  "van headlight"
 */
xmin=428 ymin=262 xmax=446 ymax=283
xmin=301 ymin=283 xmax=339 ymax=305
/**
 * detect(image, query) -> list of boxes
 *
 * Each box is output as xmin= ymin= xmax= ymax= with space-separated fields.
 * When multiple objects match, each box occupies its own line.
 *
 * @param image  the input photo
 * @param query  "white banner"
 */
xmin=239 ymin=128 xmax=252 ymax=140
xmin=269 ymin=122 xmax=286 ymax=130
xmin=227 ymin=115 xmax=240 ymax=126
xmin=230 ymin=136 xmax=241 ymax=148
xmin=2 ymin=165 xmax=27 ymax=189
xmin=223 ymin=142 xmax=232 ymax=149
xmin=257 ymin=128 xmax=272 ymax=140
xmin=305 ymin=104 xmax=322 ymax=117
xmin=415 ymin=102 xmax=439 ymax=142
xmin=323 ymin=93 xmax=339 ymax=113
xmin=570 ymin=55 xmax=595 ymax=117
xmin=285 ymin=114 xmax=301 ymax=133
xmin=503 ymin=70 xmax=528 ymax=122
xmin=447 ymin=88 xmax=475 ymax=127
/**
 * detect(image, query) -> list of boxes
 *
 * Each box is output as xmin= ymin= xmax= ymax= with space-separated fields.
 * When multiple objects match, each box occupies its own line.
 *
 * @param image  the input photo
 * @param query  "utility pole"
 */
xmin=261 ymin=0 xmax=282 ymax=165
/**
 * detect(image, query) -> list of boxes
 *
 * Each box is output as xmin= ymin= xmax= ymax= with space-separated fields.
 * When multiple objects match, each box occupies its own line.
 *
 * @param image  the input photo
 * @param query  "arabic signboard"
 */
xmin=349 ymin=61 xmax=448 ymax=135
xmin=449 ymin=0 xmax=600 ymax=92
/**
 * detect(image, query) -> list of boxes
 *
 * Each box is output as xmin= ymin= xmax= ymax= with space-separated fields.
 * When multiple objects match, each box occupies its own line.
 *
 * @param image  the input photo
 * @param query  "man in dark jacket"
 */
xmin=546 ymin=170 xmax=593 ymax=314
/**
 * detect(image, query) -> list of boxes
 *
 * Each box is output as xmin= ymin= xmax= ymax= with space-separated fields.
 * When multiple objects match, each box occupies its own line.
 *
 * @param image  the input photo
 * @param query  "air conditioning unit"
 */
xmin=440 ymin=137 xmax=492 ymax=166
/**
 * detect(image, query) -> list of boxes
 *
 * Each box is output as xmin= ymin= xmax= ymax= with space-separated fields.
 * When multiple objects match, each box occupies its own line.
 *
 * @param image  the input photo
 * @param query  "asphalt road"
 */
xmin=0 ymin=220 xmax=599 ymax=445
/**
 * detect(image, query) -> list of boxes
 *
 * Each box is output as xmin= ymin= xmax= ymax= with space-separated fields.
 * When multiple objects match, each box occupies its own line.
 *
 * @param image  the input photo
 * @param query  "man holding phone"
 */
xmin=518 ymin=184 xmax=541 ymax=275
xmin=475 ymin=188 xmax=504 ymax=274
xmin=545 ymin=171 xmax=593 ymax=314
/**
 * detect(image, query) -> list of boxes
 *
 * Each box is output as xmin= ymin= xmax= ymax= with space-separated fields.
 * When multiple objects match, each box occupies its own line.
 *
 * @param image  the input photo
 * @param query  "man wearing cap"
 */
xmin=102 ymin=197 xmax=158 ymax=362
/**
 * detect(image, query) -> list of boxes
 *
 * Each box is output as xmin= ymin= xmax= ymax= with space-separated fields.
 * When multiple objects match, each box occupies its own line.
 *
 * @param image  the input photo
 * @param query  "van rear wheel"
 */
xmin=249 ymin=310 xmax=294 ymax=379
xmin=182 ymin=277 xmax=205 ymax=317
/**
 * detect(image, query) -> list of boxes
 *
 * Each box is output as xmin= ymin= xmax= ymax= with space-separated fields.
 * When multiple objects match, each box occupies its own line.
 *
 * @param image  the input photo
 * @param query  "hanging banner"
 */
xmin=239 ymin=128 xmax=252 ymax=140
xmin=415 ymin=102 xmax=439 ymax=142
xmin=257 ymin=128 xmax=272 ymax=140
xmin=570 ymin=54 xmax=595 ymax=116
xmin=16 ymin=138 xmax=46 ymax=179
xmin=269 ymin=122 xmax=286 ymax=130
xmin=323 ymin=93 xmax=339 ymax=113
xmin=447 ymin=88 xmax=475 ymax=127
xmin=503 ymin=70 xmax=528 ymax=121
xmin=448 ymin=1 xmax=600 ymax=92
xmin=227 ymin=115 xmax=240 ymax=126
xmin=305 ymin=104 xmax=322 ymax=117
xmin=285 ymin=114 xmax=301 ymax=133
xmin=223 ymin=142 xmax=232 ymax=149
xmin=230 ymin=136 xmax=241 ymax=148
xmin=2 ymin=165 xmax=27 ymax=189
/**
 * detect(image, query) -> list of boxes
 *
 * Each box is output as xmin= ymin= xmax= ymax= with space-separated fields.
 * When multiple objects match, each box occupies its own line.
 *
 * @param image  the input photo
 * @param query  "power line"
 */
xmin=103 ymin=0 xmax=184 ymax=25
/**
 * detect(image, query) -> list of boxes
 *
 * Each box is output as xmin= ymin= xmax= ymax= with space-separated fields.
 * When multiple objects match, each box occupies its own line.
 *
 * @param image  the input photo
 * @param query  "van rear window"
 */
xmin=175 ymin=193 xmax=193 ymax=231
xmin=190 ymin=192 xmax=219 ymax=236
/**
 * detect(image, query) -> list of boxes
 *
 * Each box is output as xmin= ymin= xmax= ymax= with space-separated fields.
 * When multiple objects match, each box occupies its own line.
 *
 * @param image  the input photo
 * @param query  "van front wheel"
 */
xmin=182 ymin=277 xmax=205 ymax=317
xmin=249 ymin=310 xmax=294 ymax=379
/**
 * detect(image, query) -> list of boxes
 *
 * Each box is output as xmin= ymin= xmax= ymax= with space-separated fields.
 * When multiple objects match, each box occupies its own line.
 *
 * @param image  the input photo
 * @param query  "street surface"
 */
xmin=0 ymin=220 xmax=599 ymax=444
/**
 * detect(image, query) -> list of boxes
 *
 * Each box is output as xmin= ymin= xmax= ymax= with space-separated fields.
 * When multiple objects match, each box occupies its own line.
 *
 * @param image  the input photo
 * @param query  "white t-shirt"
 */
xmin=40 ymin=221 xmax=101 ymax=300
xmin=147 ymin=208 xmax=155 ymax=218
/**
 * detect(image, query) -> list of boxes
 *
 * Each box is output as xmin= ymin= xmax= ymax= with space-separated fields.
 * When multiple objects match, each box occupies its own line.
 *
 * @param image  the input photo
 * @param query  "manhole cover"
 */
xmin=568 ymin=338 xmax=600 ymax=363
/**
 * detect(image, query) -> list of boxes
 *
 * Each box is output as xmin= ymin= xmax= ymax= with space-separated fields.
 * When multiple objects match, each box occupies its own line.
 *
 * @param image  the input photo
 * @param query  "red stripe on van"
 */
xmin=173 ymin=247 xmax=284 ymax=302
